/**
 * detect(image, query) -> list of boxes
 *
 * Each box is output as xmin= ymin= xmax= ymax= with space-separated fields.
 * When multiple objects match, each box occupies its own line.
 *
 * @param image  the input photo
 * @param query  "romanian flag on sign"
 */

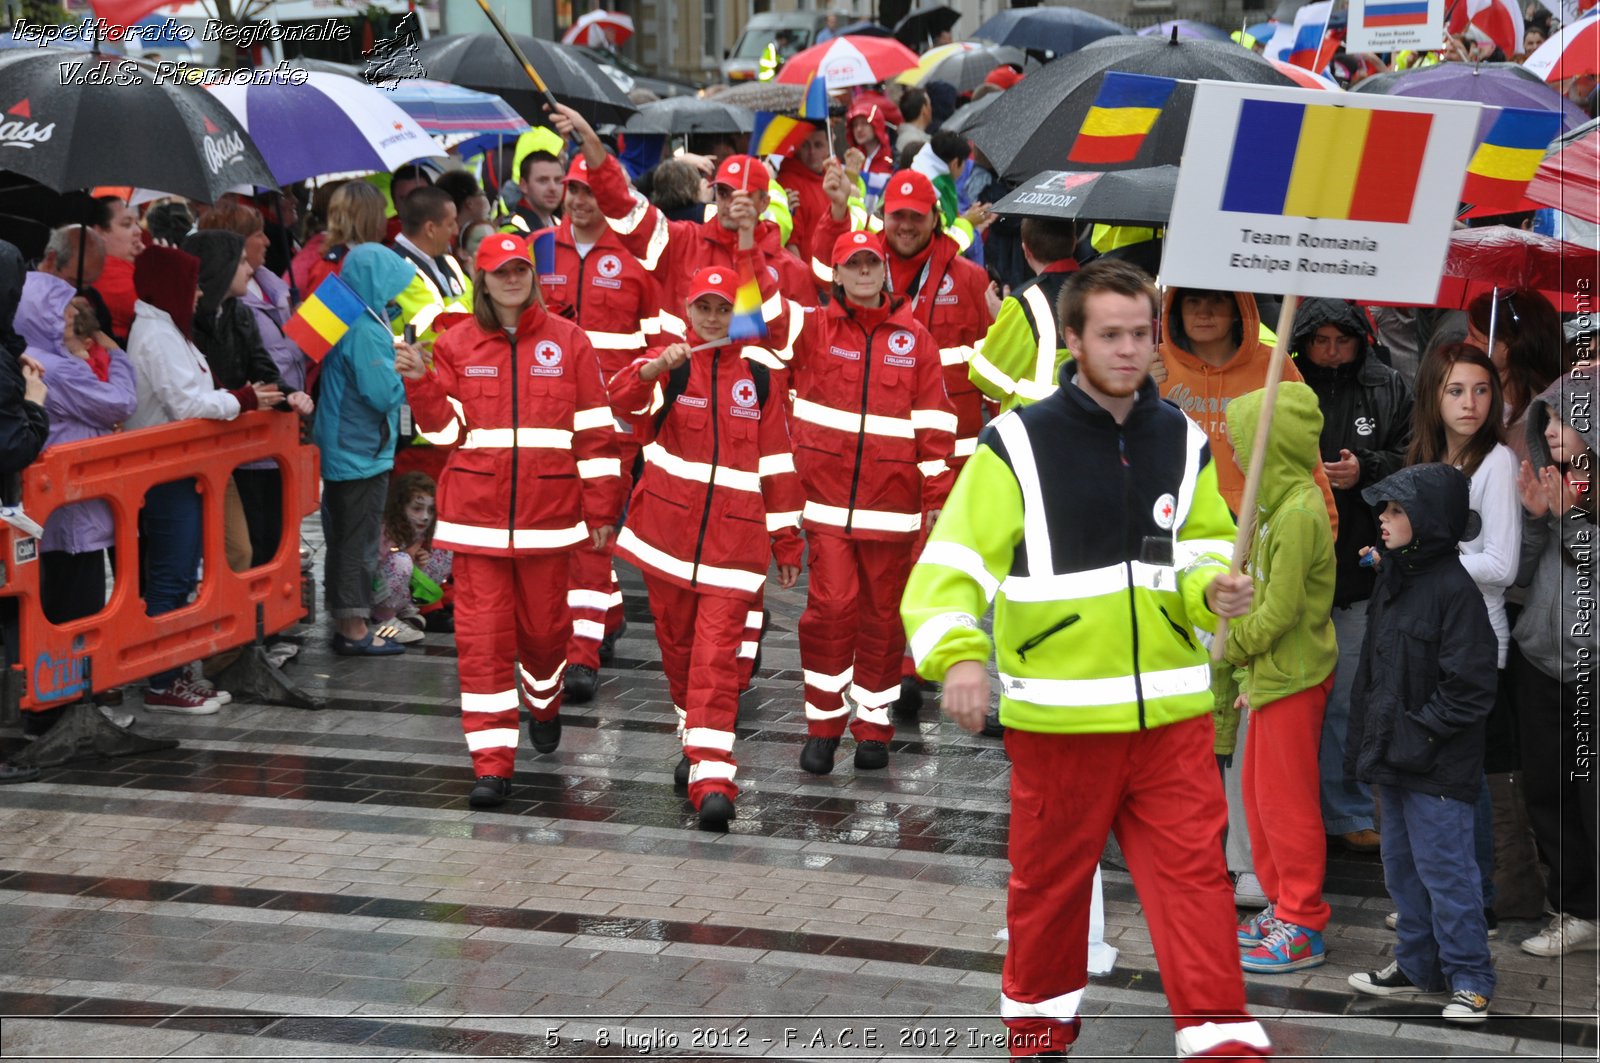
xmin=1461 ymin=107 xmax=1561 ymax=212
xmin=750 ymin=111 xmax=814 ymax=157
xmin=1221 ymin=99 xmax=1433 ymax=224
xmin=728 ymin=259 xmax=768 ymax=342
xmin=283 ymin=271 xmax=368 ymax=362
xmin=799 ymin=70 xmax=829 ymax=121
xmin=1066 ymin=72 xmax=1177 ymax=165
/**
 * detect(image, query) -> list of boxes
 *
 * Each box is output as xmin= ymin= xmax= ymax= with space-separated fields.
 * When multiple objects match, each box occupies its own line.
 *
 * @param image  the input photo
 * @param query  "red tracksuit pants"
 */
xmin=1242 ymin=677 xmax=1333 ymax=932
xmin=799 ymin=531 xmax=915 ymax=742
xmin=1002 ymin=716 xmax=1269 ymax=1058
xmin=567 ymin=439 xmax=640 ymax=669
xmin=453 ymin=552 xmax=570 ymax=779
xmin=644 ymin=574 xmax=748 ymax=809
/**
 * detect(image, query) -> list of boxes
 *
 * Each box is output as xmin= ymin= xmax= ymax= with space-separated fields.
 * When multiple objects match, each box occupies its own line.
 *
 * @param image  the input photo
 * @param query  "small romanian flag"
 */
xmin=1461 ymin=107 xmax=1561 ymax=212
xmin=728 ymin=259 xmax=768 ymax=342
xmin=1066 ymin=72 xmax=1177 ymax=165
xmin=283 ymin=271 xmax=368 ymax=362
xmin=750 ymin=111 xmax=814 ymax=157
xmin=799 ymin=70 xmax=829 ymax=121
xmin=1364 ymin=0 xmax=1431 ymax=26
xmin=1221 ymin=99 xmax=1433 ymax=224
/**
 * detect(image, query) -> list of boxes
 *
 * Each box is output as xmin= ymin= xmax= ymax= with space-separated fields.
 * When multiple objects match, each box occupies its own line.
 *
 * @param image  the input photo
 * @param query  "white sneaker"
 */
xmin=1386 ymin=911 xmax=1398 ymax=930
xmin=1234 ymin=871 xmax=1268 ymax=909
xmin=96 ymin=705 xmax=135 ymax=729
xmin=1521 ymin=913 xmax=1600 ymax=957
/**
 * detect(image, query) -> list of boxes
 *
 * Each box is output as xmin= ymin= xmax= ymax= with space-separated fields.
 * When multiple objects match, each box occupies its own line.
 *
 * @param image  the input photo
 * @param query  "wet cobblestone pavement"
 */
xmin=0 ymin=565 xmax=1595 ymax=1061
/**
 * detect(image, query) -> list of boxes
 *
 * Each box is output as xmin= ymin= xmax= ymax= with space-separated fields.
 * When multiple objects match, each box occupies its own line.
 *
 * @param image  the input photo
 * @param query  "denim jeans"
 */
xmin=1378 ymin=784 xmax=1496 ymax=998
xmin=141 ymin=478 xmax=202 ymax=689
xmin=1473 ymin=775 xmax=1497 ymax=910
xmin=1322 ymin=601 xmax=1376 ymax=834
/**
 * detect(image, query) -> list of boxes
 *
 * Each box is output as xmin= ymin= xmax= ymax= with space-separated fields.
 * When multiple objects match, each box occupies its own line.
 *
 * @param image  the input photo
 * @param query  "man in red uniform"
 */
xmin=776 ymin=127 xmax=832 ymax=270
xmin=534 ymin=154 xmax=666 ymax=704
xmin=789 ymin=230 xmax=956 ymax=774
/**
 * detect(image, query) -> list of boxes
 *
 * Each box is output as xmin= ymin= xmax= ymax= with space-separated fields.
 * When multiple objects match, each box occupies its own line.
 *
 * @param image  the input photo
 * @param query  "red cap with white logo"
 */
xmin=883 ymin=170 xmax=937 ymax=215
xmin=686 ymin=266 xmax=738 ymax=305
xmin=563 ymin=156 xmax=592 ymax=185
xmin=476 ymin=233 xmax=530 ymax=272
xmin=713 ymin=155 xmax=765 ymax=190
xmin=831 ymin=229 xmax=886 ymax=266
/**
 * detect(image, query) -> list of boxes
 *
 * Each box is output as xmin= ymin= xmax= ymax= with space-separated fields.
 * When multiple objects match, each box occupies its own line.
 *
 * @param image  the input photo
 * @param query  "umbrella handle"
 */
xmin=472 ymin=0 xmax=562 ymax=114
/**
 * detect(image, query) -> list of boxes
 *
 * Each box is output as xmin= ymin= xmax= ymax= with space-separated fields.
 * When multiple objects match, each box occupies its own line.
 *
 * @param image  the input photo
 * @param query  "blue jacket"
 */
xmin=311 ymin=245 xmax=414 ymax=482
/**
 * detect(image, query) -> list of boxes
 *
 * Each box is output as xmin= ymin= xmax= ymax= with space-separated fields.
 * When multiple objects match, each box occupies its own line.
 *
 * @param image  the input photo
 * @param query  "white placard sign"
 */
xmin=1344 ymin=0 xmax=1446 ymax=53
xmin=1160 ymin=81 xmax=1480 ymax=304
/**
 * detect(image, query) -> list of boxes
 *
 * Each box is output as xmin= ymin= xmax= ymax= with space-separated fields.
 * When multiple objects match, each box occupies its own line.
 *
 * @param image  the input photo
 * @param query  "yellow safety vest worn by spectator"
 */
xmin=968 ymin=261 xmax=1078 ymax=411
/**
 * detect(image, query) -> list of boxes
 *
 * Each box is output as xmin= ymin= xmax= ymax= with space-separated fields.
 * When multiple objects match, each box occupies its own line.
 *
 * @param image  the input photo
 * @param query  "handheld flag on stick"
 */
xmin=531 ymin=229 xmax=557 ymax=276
xmin=750 ymin=111 xmax=814 ymax=157
xmin=472 ymin=0 xmax=561 ymax=114
xmin=799 ymin=71 xmax=830 ymax=120
xmin=284 ymin=272 xmax=369 ymax=362
xmin=1066 ymin=72 xmax=1178 ymax=164
xmin=728 ymin=259 xmax=768 ymax=342
xmin=1461 ymin=107 xmax=1561 ymax=212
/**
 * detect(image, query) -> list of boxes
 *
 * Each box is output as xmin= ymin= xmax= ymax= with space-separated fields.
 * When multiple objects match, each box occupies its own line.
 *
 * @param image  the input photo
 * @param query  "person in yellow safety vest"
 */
xmin=969 ymin=216 xmax=1080 ymax=411
xmin=757 ymin=41 xmax=781 ymax=81
xmin=389 ymin=187 xmax=475 ymax=461
xmin=493 ymin=128 xmax=569 ymax=234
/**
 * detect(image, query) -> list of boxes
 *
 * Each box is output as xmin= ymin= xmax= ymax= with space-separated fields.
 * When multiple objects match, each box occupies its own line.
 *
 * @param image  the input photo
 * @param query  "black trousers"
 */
xmin=40 ymin=549 xmax=108 ymax=626
xmin=320 ymin=473 xmax=388 ymax=621
xmin=233 ymin=466 xmax=284 ymax=568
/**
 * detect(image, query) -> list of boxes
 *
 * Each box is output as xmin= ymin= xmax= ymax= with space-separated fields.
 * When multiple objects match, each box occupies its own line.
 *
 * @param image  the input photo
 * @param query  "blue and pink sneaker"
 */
xmin=1240 ymin=920 xmax=1326 ymax=972
xmin=1237 ymin=904 xmax=1279 ymax=949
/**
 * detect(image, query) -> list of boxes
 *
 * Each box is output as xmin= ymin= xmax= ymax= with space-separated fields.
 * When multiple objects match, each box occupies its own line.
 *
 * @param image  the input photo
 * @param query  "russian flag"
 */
xmin=1285 ymin=0 xmax=1334 ymax=66
xmin=1365 ymin=0 xmax=1430 ymax=25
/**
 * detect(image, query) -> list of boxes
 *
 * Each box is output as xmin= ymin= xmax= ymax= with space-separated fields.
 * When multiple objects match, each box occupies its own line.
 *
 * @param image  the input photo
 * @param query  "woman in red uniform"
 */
xmin=398 ymin=233 xmax=621 ymax=809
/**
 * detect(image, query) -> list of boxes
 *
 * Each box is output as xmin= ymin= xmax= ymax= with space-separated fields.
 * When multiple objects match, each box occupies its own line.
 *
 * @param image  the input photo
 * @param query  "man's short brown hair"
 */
xmin=1057 ymin=258 xmax=1158 ymax=337
xmin=1020 ymin=217 xmax=1078 ymax=267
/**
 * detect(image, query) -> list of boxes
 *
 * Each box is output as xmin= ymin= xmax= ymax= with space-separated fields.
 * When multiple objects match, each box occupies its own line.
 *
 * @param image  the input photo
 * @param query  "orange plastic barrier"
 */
xmin=1 ymin=411 xmax=318 ymax=710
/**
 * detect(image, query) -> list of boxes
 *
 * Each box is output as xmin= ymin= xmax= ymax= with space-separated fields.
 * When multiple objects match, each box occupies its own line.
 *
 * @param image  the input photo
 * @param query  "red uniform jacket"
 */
xmin=609 ymin=332 xmax=804 ymax=599
xmin=775 ymin=159 xmax=830 ymax=273
xmin=788 ymin=297 xmax=956 ymax=540
xmin=406 ymin=304 xmax=621 ymax=556
xmin=533 ymin=220 xmax=663 ymax=381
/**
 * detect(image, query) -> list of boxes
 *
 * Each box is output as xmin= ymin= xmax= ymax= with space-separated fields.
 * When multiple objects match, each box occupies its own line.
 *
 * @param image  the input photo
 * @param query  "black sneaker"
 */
xmin=893 ymin=676 xmax=923 ymax=719
xmin=854 ymin=740 xmax=889 ymax=770
xmin=674 ymin=754 xmax=690 ymax=789
xmin=982 ymin=710 xmax=1004 ymax=738
xmin=598 ymin=620 xmax=627 ymax=666
xmin=424 ymin=606 xmax=455 ymax=633
xmin=800 ymin=737 xmax=840 ymax=775
xmin=1348 ymin=961 xmax=1446 ymax=998
xmin=698 ymin=792 xmax=735 ymax=830
xmin=1442 ymin=989 xmax=1490 ymax=1024
xmin=468 ymin=775 xmax=510 ymax=808
xmin=563 ymin=664 xmax=598 ymax=704
xmin=530 ymin=715 xmax=562 ymax=754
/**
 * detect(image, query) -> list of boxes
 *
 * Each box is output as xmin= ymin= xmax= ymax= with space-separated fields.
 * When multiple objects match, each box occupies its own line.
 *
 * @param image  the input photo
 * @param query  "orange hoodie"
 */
xmin=1157 ymin=288 xmax=1338 ymax=535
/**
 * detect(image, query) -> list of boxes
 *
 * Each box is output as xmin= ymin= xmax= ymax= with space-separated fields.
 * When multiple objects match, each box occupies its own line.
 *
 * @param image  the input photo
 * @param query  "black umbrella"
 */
xmin=989 ymin=166 xmax=1179 ymax=227
xmin=624 ymin=96 xmax=755 ymax=137
xmin=941 ymin=91 xmax=1001 ymax=136
xmin=894 ymin=3 xmax=962 ymax=50
xmin=900 ymin=41 xmax=1027 ymax=94
xmin=971 ymin=8 xmax=1131 ymax=57
xmin=414 ymin=33 xmax=636 ymax=127
xmin=968 ymin=36 xmax=1295 ymax=182
xmin=0 ymin=52 xmax=274 ymax=202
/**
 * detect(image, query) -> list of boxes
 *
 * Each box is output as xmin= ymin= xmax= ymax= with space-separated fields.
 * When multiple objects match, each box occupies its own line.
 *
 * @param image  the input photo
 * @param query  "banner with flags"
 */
xmin=1161 ymin=81 xmax=1480 ymax=303
xmin=283 ymin=271 xmax=371 ymax=362
xmin=1066 ymin=72 xmax=1178 ymax=165
xmin=1346 ymin=0 xmax=1444 ymax=51
xmin=1461 ymin=107 xmax=1563 ymax=212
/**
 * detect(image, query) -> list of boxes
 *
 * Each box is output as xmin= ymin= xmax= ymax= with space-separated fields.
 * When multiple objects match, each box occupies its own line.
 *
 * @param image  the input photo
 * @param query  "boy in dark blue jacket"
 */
xmin=1343 ymin=463 xmax=1498 ymax=1024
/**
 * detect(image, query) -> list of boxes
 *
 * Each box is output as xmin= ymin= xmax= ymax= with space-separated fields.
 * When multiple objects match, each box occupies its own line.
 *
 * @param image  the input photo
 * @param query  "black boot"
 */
xmin=854 ymin=740 xmax=889 ymax=770
xmin=598 ymin=619 xmax=627 ymax=666
xmin=799 ymin=737 xmax=840 ymax=775
xmin=530 ymin=715 xmax=562 ymax=754
xmin=893 ymin=676 xmax=923 ymax=719
xmin=468 ymin=775 xmax=510 ymax=808
xmin=563 ymin=664 xmax=598 ymax=705
xmin=674 ymin=754 xmax=690 ymax=790
xmin=698 ymin=792 xmax=735 ymax=830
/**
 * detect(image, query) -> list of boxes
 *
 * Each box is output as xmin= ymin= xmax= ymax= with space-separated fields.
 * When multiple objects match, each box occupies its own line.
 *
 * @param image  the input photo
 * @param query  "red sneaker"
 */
xmin=144 ymin=685 xmax=220 ymax=715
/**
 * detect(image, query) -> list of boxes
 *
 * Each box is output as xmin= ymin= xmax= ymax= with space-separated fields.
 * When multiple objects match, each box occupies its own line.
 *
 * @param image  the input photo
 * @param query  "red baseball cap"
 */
xmin=563 ymin=155 xmax=593 ymax=185
xmin=883 ymin=170 xmax=937 ymax=215
xmin=686 ymin=266 xmax=738 ymax=305
xmin=984 ymin=65 xmax=1024 ymax=90
xmin=831 ymin=229 xmax=886 ymax=266
xmin=476 ymin=232 xmax=531 ymax=272
xmin=713 ymin=154 xmax=765 ymax=190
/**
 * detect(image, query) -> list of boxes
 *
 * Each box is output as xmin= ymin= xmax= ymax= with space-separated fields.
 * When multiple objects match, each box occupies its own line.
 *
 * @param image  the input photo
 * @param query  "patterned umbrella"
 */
xmin=894 ymin=41 xmax=1027 ymax=93
xmin=561 ymin=10 xmax=635 ymax=49
xmin=1524 ymin=16 xmax=1600 ymax=83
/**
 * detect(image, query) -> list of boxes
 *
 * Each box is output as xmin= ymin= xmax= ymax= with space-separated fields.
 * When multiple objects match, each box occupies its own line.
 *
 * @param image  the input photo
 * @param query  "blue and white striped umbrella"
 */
xmin=210 ymin=72 xmax=439 ymax=185
xmin=382 ymin=79 xmax=530 ymax=137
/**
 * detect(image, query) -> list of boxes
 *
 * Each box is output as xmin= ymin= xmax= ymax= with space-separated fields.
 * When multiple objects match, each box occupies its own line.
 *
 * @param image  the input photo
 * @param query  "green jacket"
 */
xmin=902 ymin=369 xmax=1237 ymax=734
xmin=1222 ymin=382 xmax=1339 ymax=707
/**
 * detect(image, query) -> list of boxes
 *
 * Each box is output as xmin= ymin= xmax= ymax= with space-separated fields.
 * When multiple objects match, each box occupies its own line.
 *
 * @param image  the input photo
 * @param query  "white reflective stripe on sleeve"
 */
xmin=1000 ymin=663 xmax=1212 ymax=708
xmin=461 ymin=689 xmax=519 ymax=713
xmin=805 ymin=701 xmax=852 ymax=721
xmin=759 ymin=452 xmax=796 ymax=477
xmin=683 ymin=727 xmax=736 ymax=753
xmin=1174 ymin=1021 xmax=1272 ymax=1058
xmin=578 ymin=457 xmax=621 ymax=479
xmin=803 ymin=667 xmax=854 ymax=693
xmin=574 ymin=406 xmax=615 ymax=432
xmin=572 ymin=619 xmax=606 ymax=641
xmin=461 ymin=428 xmax=573 ymax=449
xmin=658 ymin=309 xmax=687 ymax=337
xmin=940 ymin=344 xmax=975 ymax=367
xmin=464 ymin=727 xmax=521 ymax=752
xmin=812 ymin=256 xmax=833 ymax=282
xmin=640 ymin=315 xmax=664 ymax=337
xmin=1001 ymin=561 xmax=1177 ymax=602
xmin=792 ymin=398 xmax=915 ymax=439
xmin=745 ymin=611 xmax=763 ymax=628
xmin=766 ymin=510 xmax=801 ymax=532
xmin=769 ymin=299 xmax=805 ymax=364
xmin=761 ymin=292 xmax=783 ymax=322
xmin=614 ymin=527 xmax=766 ymax=594
xmin=918 ymin=459 xmax=949 ymax=479
xmin=688 ymin=760 xmax=738 ymax=783
xmin=1176 ymin=539 xmax=1235 ymax=569
xmin=953 ymin=435 xmax=978 ymax=458
xmin=1021 ymin=285 xmax=1059 ymax=390
xmin=606 ymin=189 xmax=652 ymax=234
xmin=418 ymin=395 xmax=465 ymax=446
xmin=1174 ymin=418 xmax=1209 ymax=529
xmin=803 ymin=502 xmax=921 ymax=534
xmin=916 ymin=542 xmax=1000 ymax=600
xmin=910 ymin=408 xmax=959 ymax=434
xmin=1014 ymin=375 xmax=1058 ymax=402
xmin=568 ymin=589 xmax=613 ymax=611
xmin=999 ymin=987 xmax=1084 ymax=1022
xmin=435 ymin=520 xmax=588 ymax=550
xmin=409 ymin=302 xmax=442 ymax=335
xmin=644 ymin=443 xmax=761 ymax=493
xmin=968 ymin=349 xmax=1018 ymax=393
xmin=588 ymin=330 xmax=646 ymax=349
xmin=908 ymin=610 xmax=981 ymax=666
xmin=993 ymin=413 xmax=1049 ymax=572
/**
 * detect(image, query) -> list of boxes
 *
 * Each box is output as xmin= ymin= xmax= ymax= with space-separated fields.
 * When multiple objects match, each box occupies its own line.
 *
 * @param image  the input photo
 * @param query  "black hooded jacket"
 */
xmin=1292 ymin=297 xmax=1414 ymax=605
xmin=182 ymin=230 xmax=287 ymax=394
xmin=1344 ymin=464 xmax=1498 ymax=803
xmin=0 ymin=240 xmax=49 ymax=503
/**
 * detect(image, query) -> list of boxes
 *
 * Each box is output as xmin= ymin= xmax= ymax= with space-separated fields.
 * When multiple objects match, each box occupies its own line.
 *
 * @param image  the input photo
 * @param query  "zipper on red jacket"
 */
xmin=506 ymin=326 xmax=519 ymax=547
xmin=1119 ymin=427 xmax=1147 ymax=729
xmin=842 ymin=316 xmax=884 ymax=534
xmin=572 ymin=247 xmax=590 ymax=322
xmin=688 ymin=352 xmax=720 ymax=587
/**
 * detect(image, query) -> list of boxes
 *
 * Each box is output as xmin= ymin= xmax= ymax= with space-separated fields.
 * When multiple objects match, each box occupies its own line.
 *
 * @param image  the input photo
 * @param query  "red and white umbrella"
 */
xmin=1268 ymin=58 xmax=1341 ymax=89
xmin=561 ymin=10 xmax=635 ymax=48
xmin=775 ymin=35 xmax=920 ymax=87
xmin=1524 ymin=17 xmax=1600 ymax=82
xmin=1448 ymin=0 xmax=1523 ymax=60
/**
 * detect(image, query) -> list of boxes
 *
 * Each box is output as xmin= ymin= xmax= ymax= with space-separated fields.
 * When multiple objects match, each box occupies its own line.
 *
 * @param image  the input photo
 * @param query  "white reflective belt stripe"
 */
xmin=803 ymin=501 xmax=921 ymax=533
xmin=658 ymin=309 xmax=687 ymax=337
xmin=644 ymin=443 xmax=762 ymax=493
xmin=1021 ymin=285 xmax=1059 ymax=391
xmin=910 ymin=408 xmax=959 ymax=434
xmin=947 ymin=223 xmax=973 ymax=253
xmin=462 ymin=428 xmax=573 ymax=449
xmin=1174 ymin=418 xmax=1208 ymax=530
xmin=577 ymin=457 xmax=621 ymax=478
xmin=737 ymin=640 xmax=758 ymax=658
xmin=812 ymin=256 xmax=832 ymax=282
xmin=805 ymin=701 xmax=852 ymax=721
xmin=792 ymin=398 xmax=914 ymax=439
xmin=940 ymin=344 xmax=975 ymax=367
xmin=953 ymin=435 xmax=978 ymax=458
xmin=1002 ymin=560 xmax=1177 ymax=602
xmin=588 ymin=329 xmax=646 ymax=349
xmin=916 ymin=541 xmax=1000 ymax=600
xmin=519 ymin=662 xmax=563 ymax=691
xmin=745 ymin=611 xmax=763 ymax=628
xmin=1000 ymin=663 xmax=1213 ymax=707
xmin=759 ymin=453 xmax=796 ymax=477
xmin=683 ymin=727 xmax=736 ymax=753
xmin=614 ymin=527 xmax=766 ymax=593
xmin=461 ymin=689 xmax=519 ymax=713
xmin=419 ymin=395 xmax=465 ymax=446
xmin=1174 ymin=1021 xmax=1272 ymax=1057
xmin=761 ymin=292 xmax=783 ymax=322
xmin=766 ymin=510 xmax=801 ymax=532
xmin=999 ymin=987 xmax=1084 ymax=1021
xmin=464 ymin=727 xmax=520 ymax=752
xmin=994 ymin=413 xmax=1052 ymax=573
xmin=572 ymin=619 xmax=606 ymax=640
xmin=574 ymin=406 xmax=615 ymax=432
xmin=688 ymin=760 xmax=737 ymax=783
xmin=640 ymin=315 xmax=665 ymax=337
xmin=909 ymin=609 xmax=982 ymax=666
xmin=918 ymin=459 xmax=949 ymax=479
xmin=435 ymin=520 xmax=588 ymax=550
xmin=568 ymin=589 xmax=612 ymax=611
xmin=803 ymin=667 xmax=854 ymax=693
